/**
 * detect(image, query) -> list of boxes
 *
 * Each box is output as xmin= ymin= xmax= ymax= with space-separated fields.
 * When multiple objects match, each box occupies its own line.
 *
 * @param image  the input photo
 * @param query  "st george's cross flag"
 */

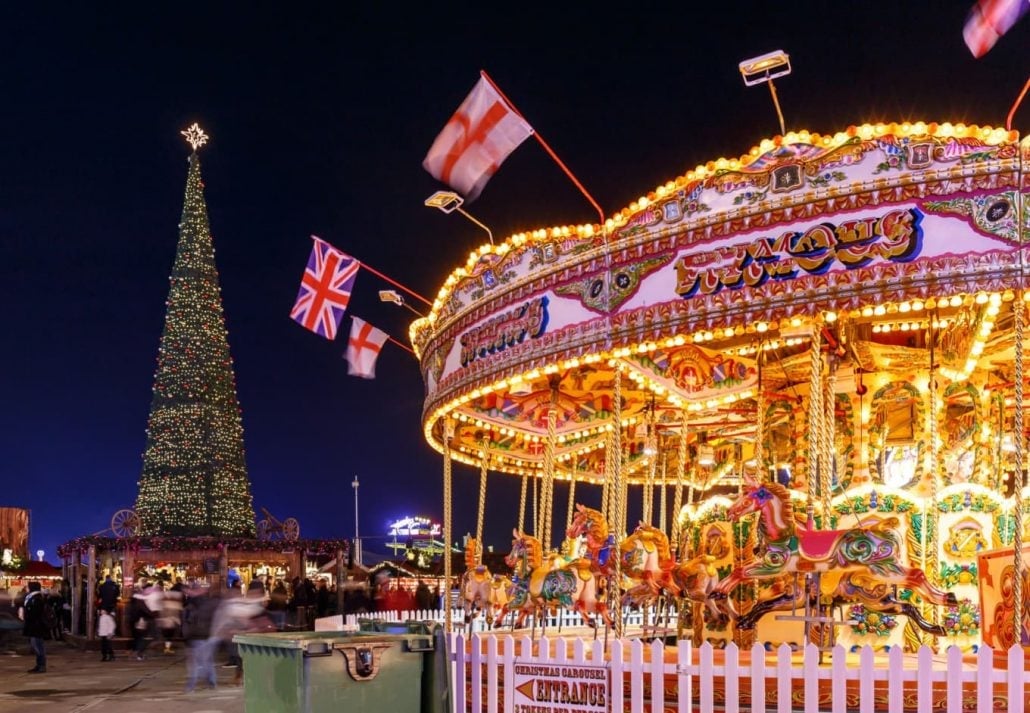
xmin=345 ymin=317 xmax=390 ymax=379
xmin=964 ymin=0 xmax=1029 ymax=57
xmin=290 ymin=236 xmax=359 ymax=340
xmin=423 ymin=73 xmax=534 ymax=202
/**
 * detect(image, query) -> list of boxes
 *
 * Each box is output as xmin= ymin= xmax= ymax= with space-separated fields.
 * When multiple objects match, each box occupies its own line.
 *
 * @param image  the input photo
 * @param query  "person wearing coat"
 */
xmin=21 ymin=581 xmax=47 ymax=673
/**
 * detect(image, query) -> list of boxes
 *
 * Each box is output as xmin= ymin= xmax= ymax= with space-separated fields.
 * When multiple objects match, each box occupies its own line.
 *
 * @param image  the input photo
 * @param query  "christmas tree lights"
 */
xmin=134 ymin=132 xmax=256 ymax=537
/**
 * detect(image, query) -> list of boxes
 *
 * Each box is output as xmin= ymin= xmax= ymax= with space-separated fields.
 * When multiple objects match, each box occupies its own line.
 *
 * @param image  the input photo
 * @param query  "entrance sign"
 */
xmin=513 ymin=663 xmax=607 ymax=713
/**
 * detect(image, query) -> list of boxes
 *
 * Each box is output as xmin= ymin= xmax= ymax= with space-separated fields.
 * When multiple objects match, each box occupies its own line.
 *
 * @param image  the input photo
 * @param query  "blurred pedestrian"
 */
xmin=21 ymin=581 xmax=47 ymax=673
xmin=98 ymin=608 xmax=116 ymax=661
xmin=160 ymin=581 xmax=184 ymax=654
xmin=209 ymin=587 xmax=263 ymax=680
xmin=129 ymin=581 xmax=157 ymax=660
xmin=99 ymin=574 xmax=120 ymax=612
xmin=183 ymin=583 xmax=219 ymax=692
xmin=267 ymin=579 xmax=288 ymax=630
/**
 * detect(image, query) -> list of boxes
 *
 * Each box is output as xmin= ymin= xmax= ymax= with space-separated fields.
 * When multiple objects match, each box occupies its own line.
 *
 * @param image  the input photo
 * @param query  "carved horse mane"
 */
xmin=569 ymin=504 xmax=608 ymax=543
xmin=508 ymin=531 xmax=543 ymax=571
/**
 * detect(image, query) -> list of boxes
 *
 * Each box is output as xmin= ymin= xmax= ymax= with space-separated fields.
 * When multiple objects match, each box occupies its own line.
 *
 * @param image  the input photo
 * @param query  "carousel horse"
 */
xmin=620 ymin=522 xmax=681 ymax=599
xmin=567 ymin=505 xmax=681 ymax=594
xmin=498 ymin=530 xmax=613 ymax=630
xmin=569 ymin=505 xmax=718 ymax=633
xmin=459 ymin=538 xmax=496 ymax=625
xmin=710 ymin=475 xmax=957 ymax=630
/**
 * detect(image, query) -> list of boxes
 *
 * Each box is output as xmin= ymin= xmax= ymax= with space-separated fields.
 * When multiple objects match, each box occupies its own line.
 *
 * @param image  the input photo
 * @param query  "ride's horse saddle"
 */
xmin=468 ymin=565 xmax=491 ymax=583
xmin=796 ymin=518 xmax=898 ymax=561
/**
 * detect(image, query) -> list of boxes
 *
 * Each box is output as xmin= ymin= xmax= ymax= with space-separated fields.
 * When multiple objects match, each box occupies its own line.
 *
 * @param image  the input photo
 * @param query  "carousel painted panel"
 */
xmin=978 ymin=545 xmax=1030 ymax=650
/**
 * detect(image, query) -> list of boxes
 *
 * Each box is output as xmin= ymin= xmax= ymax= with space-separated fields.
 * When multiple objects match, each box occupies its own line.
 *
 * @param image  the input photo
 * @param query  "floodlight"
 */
xmin=738 ymin=49 xmax=791 ymax=136
xmin=424 ymin=190 xmax=464 ymax=214
xmin=379 ymin=290 xmax=404 ymax=307
xmin=739 ymin=50 xmax=791 ymax=86
xmin=424 ymin=191 xmax=494 ymax=244
xmin=379 ymin=288 xmax=425 ymax=317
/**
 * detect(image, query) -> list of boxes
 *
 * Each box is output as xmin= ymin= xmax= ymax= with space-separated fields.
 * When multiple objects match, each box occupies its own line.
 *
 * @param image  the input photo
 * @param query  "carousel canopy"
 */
xmin=413 ymin=122 xmax=1030 ymax=496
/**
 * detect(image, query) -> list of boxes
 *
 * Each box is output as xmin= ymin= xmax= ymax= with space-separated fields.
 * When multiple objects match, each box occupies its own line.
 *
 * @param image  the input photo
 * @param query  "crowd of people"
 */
xmin=1 ymin=571 xmax=443 ymax=689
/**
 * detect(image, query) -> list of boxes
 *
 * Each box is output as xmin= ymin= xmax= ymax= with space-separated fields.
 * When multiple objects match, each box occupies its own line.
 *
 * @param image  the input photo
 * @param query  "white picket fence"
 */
xmin=449 ymin=633 xmax=1030 ymax=713
xmin=344 ymin=605 xmax=677 ymax=632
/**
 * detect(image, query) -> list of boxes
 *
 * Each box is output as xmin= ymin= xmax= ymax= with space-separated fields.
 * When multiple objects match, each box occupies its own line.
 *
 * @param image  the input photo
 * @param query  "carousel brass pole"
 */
xmin=1006 ymin=75 xmax=1029 ymax=651
xmin=754 ymin=339 xmax=765 ymax=482
xmin=927 ymin=314 xmax=941 ymax=648
xmin=611 ymin=366 xmax=625 ymax=640
xmin=807 ymin=326 xmax=823 ymax=526
xmin=542 ymin=383 xmax=559 ymax=549
xmin=518 ymin=473 xmax=529 ymax=534
xmin=1013 ymin=133 xmax=1027 ymax=648
xmin=565 ymin=462 xmax=578 ymax=533
xmin=671 ymin=410 xmax=688 ymax=556
xmin=820 ymin=359 xmax=834 ymax=524
xmin=443 ymin=418 xmax=455 ymax=633
xmin=644 ymin=403 xmax=657 ymax=525
xmin=475 ymin=445 xmax=489 ymax=565
xmin=532 ymin=471 xmax=539 ymax=537
xmin=659 ymin=452 xmax=668 ymax=534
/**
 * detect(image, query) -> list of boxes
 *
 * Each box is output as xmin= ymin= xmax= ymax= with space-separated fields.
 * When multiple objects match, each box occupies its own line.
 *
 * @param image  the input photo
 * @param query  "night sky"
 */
xmin=2 ymin=4 xmax=1027 ymax=563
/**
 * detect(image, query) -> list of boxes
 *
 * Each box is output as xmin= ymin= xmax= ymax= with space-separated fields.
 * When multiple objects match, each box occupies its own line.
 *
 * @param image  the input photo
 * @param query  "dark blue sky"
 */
xmin=2 ymin=3 xmax=1027 ymax=562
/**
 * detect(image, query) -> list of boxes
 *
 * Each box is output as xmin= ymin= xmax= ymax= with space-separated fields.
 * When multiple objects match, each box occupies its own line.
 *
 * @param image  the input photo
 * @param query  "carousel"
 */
xmin=412 ymin=119 xmax=1030 ymax=707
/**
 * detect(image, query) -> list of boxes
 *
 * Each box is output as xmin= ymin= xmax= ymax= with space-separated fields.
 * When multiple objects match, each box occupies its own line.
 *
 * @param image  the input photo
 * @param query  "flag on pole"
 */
xmin=345 ymin=317 xmax=390 ymax=379
xmin=423 ymin=74 xmax=534 ymax=202
xmin=964 ymin=0 xmax=1029 ymax=57
xmin=290 ymin=236 xmax=359 ymax=340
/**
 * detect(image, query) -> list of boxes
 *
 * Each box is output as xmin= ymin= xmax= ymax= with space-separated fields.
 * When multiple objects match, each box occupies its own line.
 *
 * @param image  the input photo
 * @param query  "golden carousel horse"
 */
xmin=711 ymin=475 xmax=957 ymax=632
xmin=568 ymin=504 xmax=722 ymax=636
xmin=498 ymin=530 xmax=613 ymax=630
xmin=459 ymin=538 xmax=506 ymax=626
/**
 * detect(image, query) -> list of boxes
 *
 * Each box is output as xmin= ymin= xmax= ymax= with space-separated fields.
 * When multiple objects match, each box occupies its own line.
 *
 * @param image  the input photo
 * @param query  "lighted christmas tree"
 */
xmin=134 ymin=125 xmax=256 ymax=537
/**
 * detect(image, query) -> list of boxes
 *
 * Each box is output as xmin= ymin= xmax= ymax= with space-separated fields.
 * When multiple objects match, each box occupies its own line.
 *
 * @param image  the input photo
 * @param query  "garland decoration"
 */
xmin=58 ymin=535 xmax=349 ymax=558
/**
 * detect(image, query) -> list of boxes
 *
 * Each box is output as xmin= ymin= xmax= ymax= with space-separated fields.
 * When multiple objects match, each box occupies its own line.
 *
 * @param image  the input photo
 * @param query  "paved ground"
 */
xmin=0 ymin=639 xmax=244 ymax=713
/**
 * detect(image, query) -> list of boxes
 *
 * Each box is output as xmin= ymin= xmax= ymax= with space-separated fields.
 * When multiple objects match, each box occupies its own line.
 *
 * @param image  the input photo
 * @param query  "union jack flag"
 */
xmin=290 ymin=236 xmax=359 ymax=340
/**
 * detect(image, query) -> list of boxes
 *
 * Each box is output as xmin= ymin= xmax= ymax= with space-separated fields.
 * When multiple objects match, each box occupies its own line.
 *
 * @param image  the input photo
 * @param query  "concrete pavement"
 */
xmin=0 ymin=638 xmax=243 ymax=713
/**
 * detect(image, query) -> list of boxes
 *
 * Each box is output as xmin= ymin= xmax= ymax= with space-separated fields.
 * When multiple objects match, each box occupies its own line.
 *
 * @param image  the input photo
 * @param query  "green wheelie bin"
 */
xmin=234 ymin=627 xmax=447 ymax=713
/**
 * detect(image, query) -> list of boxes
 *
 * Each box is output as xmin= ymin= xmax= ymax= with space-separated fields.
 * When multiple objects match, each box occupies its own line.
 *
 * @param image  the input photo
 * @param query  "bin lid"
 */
xmin=233 ymin=630 xmax=373 ymax=650
xmin=233 ymin=630 xmax=433 ymax=648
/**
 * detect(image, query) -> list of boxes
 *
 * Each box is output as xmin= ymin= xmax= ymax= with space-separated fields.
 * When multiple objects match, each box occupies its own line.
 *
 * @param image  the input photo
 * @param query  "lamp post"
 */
xmin=739 ymin=49 xmax=791 ymax=136
xmin=425 ymin=190 xmax=494 ymax=245
xmin=352 ymin=476 xmax=361 ymax=567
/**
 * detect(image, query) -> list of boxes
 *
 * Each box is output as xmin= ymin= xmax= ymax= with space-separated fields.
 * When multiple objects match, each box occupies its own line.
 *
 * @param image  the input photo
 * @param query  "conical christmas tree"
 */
xmin=135 ymin=126 xmax=256 ymax=537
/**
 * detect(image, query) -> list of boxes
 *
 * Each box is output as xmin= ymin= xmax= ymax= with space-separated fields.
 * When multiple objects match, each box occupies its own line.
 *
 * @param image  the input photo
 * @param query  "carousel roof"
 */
xmin=413 ymin=122 xmax=1030 ymax=491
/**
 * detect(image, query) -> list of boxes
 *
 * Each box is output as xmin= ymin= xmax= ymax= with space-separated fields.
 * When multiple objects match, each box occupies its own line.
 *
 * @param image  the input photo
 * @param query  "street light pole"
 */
xmin=352 ymin=475 xmax=361 ymax=566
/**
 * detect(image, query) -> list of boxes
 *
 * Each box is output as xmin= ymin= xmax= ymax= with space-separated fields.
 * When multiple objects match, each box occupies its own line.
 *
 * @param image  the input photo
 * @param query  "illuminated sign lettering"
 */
xmin=460 ymin=296 xmax=549 ymax=367
xmin=675 ymin=208 xmax=923 ymax=298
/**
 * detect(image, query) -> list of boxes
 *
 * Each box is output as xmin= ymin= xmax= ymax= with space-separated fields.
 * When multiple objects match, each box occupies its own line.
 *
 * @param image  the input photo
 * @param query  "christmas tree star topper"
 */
xmin=181 ymin=123 xmax=209 ymax=151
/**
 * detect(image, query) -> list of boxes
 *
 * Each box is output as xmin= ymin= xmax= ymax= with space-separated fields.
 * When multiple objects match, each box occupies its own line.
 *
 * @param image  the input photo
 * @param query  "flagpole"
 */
xmin=386 ymin=334 xmax=416 ymax=356
xmin=480 ymin=70 xmax=606 ymax=225
xmin=1007 ymin=76 xmax=1030 ymax=131
xmin=351 ymin=255 xmax=434 ymax=307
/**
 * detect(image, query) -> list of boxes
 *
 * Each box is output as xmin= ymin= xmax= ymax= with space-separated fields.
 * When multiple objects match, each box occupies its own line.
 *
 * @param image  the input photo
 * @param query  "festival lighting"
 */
xmin=134 ymin=130 xmax=256 ymax=537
